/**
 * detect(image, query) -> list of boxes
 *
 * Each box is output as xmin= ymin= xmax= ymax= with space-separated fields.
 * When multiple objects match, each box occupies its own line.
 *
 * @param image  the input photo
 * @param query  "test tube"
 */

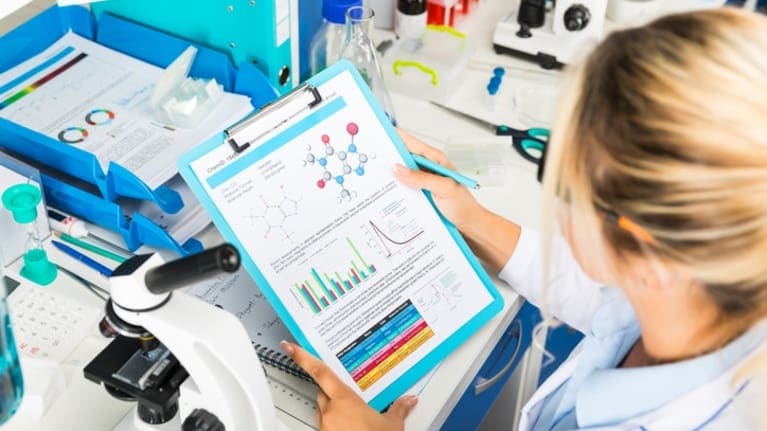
xmin=485 ymin=76 xmax=502 ymax=111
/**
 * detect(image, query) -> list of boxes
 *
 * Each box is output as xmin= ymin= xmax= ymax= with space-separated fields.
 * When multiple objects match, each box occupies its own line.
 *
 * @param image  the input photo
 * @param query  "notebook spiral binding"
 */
xmin=253 ymin=342 xmax=315 ymax=383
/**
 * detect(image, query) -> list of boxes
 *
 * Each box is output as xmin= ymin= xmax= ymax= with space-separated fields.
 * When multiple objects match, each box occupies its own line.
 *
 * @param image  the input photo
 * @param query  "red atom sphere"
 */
xmin=317 ymin=179 xmax=326 ymax=188
xmin=346 ymin=122 xmax=359 ymax=136
xmin=321 ymin=134 xmax=330 ymax=144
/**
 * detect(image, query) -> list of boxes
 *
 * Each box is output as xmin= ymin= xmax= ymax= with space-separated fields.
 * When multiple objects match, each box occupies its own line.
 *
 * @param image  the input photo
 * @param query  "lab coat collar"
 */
xmin=575 ymin=320 xmax=767 ymax=429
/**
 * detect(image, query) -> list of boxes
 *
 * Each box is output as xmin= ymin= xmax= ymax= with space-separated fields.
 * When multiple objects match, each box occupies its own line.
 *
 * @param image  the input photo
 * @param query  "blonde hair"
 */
xmin=542 ymin=6 xmax=767 ymax=377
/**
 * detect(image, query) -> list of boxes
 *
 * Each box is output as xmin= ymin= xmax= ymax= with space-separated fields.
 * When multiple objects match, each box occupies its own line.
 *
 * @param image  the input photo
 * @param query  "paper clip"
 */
xmin=225 ymin=84 xmax=324 ymax=153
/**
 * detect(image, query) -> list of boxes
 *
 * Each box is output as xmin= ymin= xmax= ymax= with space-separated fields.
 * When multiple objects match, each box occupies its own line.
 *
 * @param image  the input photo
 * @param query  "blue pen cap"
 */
xmin=323 ymin=0 xmax=363 ymax=24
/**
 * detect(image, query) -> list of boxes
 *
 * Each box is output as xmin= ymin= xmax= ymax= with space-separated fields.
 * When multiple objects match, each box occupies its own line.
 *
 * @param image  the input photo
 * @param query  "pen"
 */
xmin=410 ymin=153 xmax=481 ymax=190
xmin=54 ymin=232 xmax=127 ymax=264
xmin=47 ymin=207 xmax=133 ymax=256
xmin=51 ymin=240 xmax=113 ymax=277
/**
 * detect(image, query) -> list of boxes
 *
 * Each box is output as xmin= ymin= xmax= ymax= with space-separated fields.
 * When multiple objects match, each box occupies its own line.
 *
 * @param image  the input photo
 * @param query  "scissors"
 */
xmin=431 ymin=102 xmax=549 ymax=165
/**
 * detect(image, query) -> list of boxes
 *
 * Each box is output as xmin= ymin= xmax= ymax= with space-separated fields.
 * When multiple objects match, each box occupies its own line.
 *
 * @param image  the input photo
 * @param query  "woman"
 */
xmin=280 ymin=8 xmax=767 ymax=430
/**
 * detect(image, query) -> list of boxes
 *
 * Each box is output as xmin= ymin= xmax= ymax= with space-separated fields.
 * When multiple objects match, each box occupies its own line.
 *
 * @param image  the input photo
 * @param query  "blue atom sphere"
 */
xmin=319 ymin=158 xmax=327 ymax=166
xmin=348 ymin=144 xmax=357 ymax=153
xmin=336 ymin=175 xmax=345 ymax=184
xmin=356 ymin=167 xmax=365 ymax=176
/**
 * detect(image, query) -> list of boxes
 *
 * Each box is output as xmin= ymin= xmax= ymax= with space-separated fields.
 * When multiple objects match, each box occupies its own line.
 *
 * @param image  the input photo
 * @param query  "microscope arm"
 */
xmin=114 ymin=292 xmax=285 ymax=431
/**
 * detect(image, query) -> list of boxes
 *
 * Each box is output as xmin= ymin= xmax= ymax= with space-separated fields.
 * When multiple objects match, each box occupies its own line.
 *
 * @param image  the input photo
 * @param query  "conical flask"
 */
xmin=339 ymin=6 xmax=397 ymax=125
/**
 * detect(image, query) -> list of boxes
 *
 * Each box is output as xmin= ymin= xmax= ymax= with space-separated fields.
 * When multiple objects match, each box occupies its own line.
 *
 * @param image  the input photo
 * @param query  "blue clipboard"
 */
xmin=178 ymin=61 xmax=503 ymax=411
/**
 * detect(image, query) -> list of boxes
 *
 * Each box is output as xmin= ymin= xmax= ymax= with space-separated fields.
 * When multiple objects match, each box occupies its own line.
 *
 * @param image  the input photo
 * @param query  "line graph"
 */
xmin=363 ymin=198 xmax=425 ymax=258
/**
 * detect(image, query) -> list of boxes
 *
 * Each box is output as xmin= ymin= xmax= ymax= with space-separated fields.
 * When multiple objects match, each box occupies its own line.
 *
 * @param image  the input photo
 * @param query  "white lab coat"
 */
xmin=499 ymin=229 xmax=766 ymax=430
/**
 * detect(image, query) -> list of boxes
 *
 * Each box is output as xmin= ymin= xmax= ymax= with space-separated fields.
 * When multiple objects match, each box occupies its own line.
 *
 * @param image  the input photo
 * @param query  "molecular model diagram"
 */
xmin=303 ymin=122 xmax=375 ymax=203
xmin=244 ymin=185 xmax=301 ymax=242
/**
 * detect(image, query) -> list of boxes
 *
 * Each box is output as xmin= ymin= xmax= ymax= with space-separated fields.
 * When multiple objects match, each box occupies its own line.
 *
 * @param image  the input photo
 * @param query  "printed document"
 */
xmin=184 ymin=68 xmax=498 ymax=405
xmin=0 ymin=32 xmax=252 ymax=189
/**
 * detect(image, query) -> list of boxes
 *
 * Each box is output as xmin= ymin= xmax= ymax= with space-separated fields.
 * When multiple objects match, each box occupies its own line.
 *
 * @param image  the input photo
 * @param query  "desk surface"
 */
xmin=1 ymin=0 xmax=551 ymax=430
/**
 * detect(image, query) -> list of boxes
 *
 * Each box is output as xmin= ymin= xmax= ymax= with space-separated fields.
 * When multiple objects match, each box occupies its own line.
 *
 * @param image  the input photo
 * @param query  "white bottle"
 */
xmin=395 ymin=0 xmax=427 ymax=40
xmin=310 ymin=0 xmax=363 ymax=75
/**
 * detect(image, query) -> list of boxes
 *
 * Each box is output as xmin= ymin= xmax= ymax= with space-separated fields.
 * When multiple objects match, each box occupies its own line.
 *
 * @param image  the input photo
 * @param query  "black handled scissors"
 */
xmin=431 ymin=102 xmax=549 ymax=165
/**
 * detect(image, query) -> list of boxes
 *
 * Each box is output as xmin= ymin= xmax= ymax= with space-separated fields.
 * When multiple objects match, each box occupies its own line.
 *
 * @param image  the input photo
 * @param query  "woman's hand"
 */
xmin=395 ymin=130 xmax=522 ymax=272
xmin=394 ymin=129 xmax=486 ymax=232
xmin=281 ymin=341 xmax=417 ymax=431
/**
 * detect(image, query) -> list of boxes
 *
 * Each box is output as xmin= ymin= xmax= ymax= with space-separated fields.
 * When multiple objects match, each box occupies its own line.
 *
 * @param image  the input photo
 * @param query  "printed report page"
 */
xmin=188 ymin=69 xmax=496 ymax=404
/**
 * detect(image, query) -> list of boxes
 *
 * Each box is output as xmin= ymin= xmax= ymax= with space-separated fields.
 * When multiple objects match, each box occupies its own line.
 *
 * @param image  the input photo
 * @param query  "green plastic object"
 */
xmin=1 ymin=184 xmax=57 ymax=285
xmin=20 ymin=249 xmax=57 ymax=286
xmin=1 ymin=184 xmax=41 ymax=224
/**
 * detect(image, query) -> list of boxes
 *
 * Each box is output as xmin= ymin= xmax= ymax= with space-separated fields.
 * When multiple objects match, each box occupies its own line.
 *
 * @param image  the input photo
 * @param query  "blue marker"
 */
xmin=51 ymin=240 xmax=113 ymax=277
xmin=410 ymin=154 xmax=481 ymax=190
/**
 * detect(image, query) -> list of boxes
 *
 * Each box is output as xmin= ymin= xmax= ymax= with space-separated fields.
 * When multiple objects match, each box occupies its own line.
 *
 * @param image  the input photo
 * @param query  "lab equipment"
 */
xmin=412 ymin=153 xmax=481 ymax=189
xmin=396 ymin=0 xmax=428 ymax=39
xmin=85 ymin=244 xmax=285 ymax=430
xmin=382 ymin=25 xmax=470 ymax=100
xmin=427 ymin=0 xmax=458 ymax=26
xmin=50 ymin=241 xmax=113 ymax=277
xmin=431 ymin=101 xmax=550 ymax=166
xmin=0 ymin=153 xmax=51 ymax=268
xmin=310 ymin=0 xmax=363 ymax=75
xmin=0 ymin=274 xmax=23 ymax=425
xmin=1 ymin=184 xmax=57 ymax=286
xmin=493 ymin=0 xmax=607 ymax=69
xmin=370 ymin=0 xmax=396 ymax=29
xmin=340 ymin=6 xmax=398 ymax=124
xmin=485 ymin=75 xmax=502 ymax=111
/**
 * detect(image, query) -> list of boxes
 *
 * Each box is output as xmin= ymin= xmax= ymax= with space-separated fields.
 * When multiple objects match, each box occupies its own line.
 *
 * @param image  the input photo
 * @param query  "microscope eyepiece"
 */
xmin=144 ymin=243 xmax=241 ymax=295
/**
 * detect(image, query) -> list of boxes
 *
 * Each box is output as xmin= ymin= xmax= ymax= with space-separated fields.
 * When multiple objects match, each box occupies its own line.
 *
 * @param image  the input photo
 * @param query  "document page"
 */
xmin=0 ymin=32 xmax=252 ymax=189
xmin=186 ymin=69 xmax=497 ymax=406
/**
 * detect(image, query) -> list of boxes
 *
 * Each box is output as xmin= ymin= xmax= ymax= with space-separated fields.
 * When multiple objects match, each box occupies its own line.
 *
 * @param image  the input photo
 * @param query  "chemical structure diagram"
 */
xmin=302 ymin=122 xmax=375 ymax=203
xmin=243 ymin=185 xmax=301 ymax=243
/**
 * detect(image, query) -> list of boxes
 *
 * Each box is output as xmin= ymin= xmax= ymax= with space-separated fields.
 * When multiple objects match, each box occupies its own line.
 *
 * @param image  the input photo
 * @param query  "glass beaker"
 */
xmin=339 ymin=6 xmax=397 ymax=125
xmin=0 ymin=275 xmax=23 ymax=425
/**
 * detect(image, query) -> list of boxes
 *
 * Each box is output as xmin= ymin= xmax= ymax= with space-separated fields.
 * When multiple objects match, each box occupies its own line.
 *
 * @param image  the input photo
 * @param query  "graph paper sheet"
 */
xmin=178 ymin=61 xmax=503 ymax=411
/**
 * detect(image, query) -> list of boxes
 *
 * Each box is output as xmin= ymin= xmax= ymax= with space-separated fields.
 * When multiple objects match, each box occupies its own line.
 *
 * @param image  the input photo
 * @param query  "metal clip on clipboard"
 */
xmin=225 ymin=84 xmax=324 ymax=153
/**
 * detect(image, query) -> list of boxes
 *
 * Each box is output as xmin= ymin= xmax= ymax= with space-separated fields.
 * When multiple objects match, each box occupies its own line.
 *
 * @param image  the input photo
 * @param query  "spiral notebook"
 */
xmin=185 ymin=267 xmax=313 ymax=382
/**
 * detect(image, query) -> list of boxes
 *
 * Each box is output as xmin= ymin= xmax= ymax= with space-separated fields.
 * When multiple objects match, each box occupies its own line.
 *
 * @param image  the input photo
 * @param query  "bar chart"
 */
xmin=295 ymin=237 xmax=377 ymax=314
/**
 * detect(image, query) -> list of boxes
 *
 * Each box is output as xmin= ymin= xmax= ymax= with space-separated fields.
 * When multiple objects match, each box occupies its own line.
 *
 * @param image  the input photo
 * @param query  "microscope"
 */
xmin=84 ymin=244 xmax=287 ymax=431
xmin=493 ymin=0 xmax=607 ymax=69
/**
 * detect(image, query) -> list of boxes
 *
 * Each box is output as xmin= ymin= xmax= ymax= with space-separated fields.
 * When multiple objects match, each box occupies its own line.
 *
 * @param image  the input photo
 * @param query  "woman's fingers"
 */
xmin=397 ymin=129 xmax=456 ymax=170
xmin=281 ymin=341 xmax=348 ymax=398
xmin=394 ymin=164 xmax=462 ymax=198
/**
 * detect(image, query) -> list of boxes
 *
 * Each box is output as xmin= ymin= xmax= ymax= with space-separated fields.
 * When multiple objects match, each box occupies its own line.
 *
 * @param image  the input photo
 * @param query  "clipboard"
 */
xmin=178 ymin=60 xmax=504 ymax=411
